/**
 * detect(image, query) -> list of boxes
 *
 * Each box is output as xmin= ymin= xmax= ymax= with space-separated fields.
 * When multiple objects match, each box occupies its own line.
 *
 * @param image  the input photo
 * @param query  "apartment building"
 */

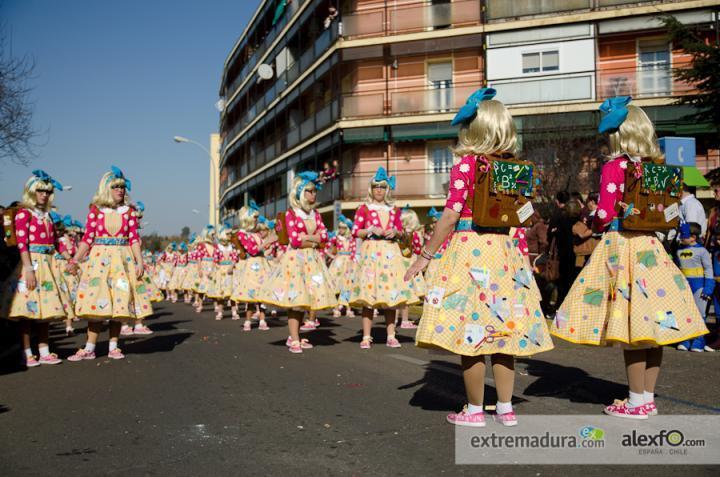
xmin=218 ymin=0 xmax=720 ymax=225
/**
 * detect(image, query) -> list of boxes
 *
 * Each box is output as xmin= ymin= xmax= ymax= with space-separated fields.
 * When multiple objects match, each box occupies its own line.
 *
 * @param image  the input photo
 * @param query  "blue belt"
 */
xmin=94 ymin=237 xmax=129 ymax=246
xmin=219 ymin=260 xmax=234 ymax=265
xmin=176 ymin=264 xmax=187 ymax=268
xmin=54 ymin=253 xmax=65 ymax=260
xmin=338 ymin=251 xmax=352 ymax=256
xmin=29 ymin=244 xmax=55 ymax=254
xmin=455 ymin=220 xmax=509 ymax=235
xmin=609 ymin=218 xmax=623 ymax=232
xmin=188 ymin=260 xmax=198 ymax=264
xmin=202 ymin=257 xmax=213 ymax=262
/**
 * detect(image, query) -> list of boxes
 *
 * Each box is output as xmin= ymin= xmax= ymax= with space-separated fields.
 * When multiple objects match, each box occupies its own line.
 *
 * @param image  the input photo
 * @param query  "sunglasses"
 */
xmin=36 ymin=189 xmax=53 ymax=194
xmin=372 ymin=184 xmax=388 ymax=190
xmin=112 ymin=185 xmax=127 ymax=190
xmin=305 ymin=189 xmax=317 ymax=194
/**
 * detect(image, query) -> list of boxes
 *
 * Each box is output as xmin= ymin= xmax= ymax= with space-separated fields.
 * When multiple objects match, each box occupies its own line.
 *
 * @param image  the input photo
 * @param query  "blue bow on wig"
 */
xmin=169 ymin=241 xmax=177 ymax=251
xmin=106 ymin=165 xmax=132 ymax=191
xmin=427 ymin=207 xmax=442 ymax=220
xmin=598 ymin=96 xmax=632 ymax=134
xmin=189 ymin=232 xmax=197 ymax=243
xmin=373 ymin=167 xmax=396 ymax=190
xmin=49 ymin=211 xmax=62 ymax=224
xmin=62 ymin=215 xmax=73 ymax=228
xmin=328 ymin=231 xmax=336 ymax=239
xmin=451 ymin=87 xmax=497 ymax=127
xmin=179 ymin=242 xmax=188 ymax=251
xmin=248 ymin=199 xmax=260 ymax=213
xmin=30 ymin=170 xmax=64 ymax=191
xmin=258 ymin=215 xmax=270 ymax=226
xmin=338 ymin=214 xmax=353 ymax=229
xmin=267 ymin=219 xmax=276 ymax=230
xmin=295 ymin=171 xmax=322 ymax=199
xmin=72 ymin=220 xmax=84 ymax=229
xmin=136 ymin=201 xmax=145 ymax=213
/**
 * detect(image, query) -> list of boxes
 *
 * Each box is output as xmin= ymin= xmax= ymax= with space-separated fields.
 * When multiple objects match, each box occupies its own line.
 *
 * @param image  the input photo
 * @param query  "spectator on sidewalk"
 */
xmin=548 ymin=191 xmax=578 ymax=307
xmin=680 ymin=185 xmax=707 ymax=237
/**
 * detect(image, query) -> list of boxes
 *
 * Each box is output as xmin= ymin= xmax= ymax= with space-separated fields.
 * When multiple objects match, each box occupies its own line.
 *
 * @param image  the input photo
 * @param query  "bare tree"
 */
xmin=0 ymin=31 xmax=38 ymax=165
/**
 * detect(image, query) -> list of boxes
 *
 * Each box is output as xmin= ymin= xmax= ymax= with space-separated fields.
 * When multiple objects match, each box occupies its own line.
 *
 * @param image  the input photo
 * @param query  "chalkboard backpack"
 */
xmin=620 ymin=157 xmax=681 ymax=232
xmin=471 ymin=153 xmax=535 ymax=229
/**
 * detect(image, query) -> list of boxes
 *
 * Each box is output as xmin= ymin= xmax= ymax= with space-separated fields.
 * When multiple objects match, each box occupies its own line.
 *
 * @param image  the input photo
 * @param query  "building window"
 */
xmin=428 ymin=61 xmax=453 ymax=112
xmin=638 ymin=39 xmax=671 ymax=96
xmin=522 ymin=50 xmax=559 ymax=74
xmin=428 ymin=141 xmax=453 ymax=174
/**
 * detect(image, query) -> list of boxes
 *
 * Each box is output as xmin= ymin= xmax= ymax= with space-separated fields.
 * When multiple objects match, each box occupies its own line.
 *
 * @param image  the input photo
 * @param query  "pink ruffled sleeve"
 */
xmin=445 ymin=156 xmax=472 ymax=214
xmin=81 ymin=207 xmax=99 ymax=246
xmin=286 ymin=211 xmax=303 ymax=249
xmin=14 ymin=208 xmax=30 ymax=252
xmin=593 ymin=159 xmax=626 ymax=231
xmin=392 ymin=208 xmax=403 ymax=233
xmin=351 ymin=205 xmax=366 ymax=239
xmin=238 ymin=232 xmax=260 ymax=256
xmin=128 ymin=208 xmax=140 ymax=246
xmin=412 ymin=231 xmax=423 ymax=255
xmin=316 ymin=214 xmax=329 ymax=244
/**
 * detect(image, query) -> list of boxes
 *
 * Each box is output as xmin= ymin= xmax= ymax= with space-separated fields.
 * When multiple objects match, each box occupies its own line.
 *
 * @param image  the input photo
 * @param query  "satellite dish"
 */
xmin=257 ymin=64 xmax=274 ymax=81
xmin=215 ymin=98 xmax=226 ymax=112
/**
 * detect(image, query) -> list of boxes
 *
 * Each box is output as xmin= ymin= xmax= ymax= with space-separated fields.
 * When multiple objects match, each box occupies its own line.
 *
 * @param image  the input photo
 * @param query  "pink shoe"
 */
xmin=446 ymin=406 xmax=486 ymax=427
xmin=333 ymin=309 xmax=341 ymax=318
xmin=603 ymin=399 xmax=648 ymax=420
xmin=288 ymin=341 xmax=303 ymax=354
xmin=346 ymin=310 xmax=355 ymax=318
xmin=67 ymin=349 xmax=96 ymax=362
xmin=243 ymin=321 xmax=252 ymax=331
xmin=386 ymin=336 xmax=402 ymax=348
xmin=360 ymin=336 xmax=373 ymax=349
xmin=120 ymin=325 xmax=134 ymax=336
xmin=494 ymin=411 xmax=518 ymax=427
xmin=271 ymin=310 xmax=277 ymax=317
xmin=285 ymin=337 xmax=313 ymax=349
xmin=215 ymin=312 xmax=223 ymax=321
xmin=314 ymin=319 xmax=320 ymax=327
xmin=108 ymin=348 xmax=125 ymax=360
xmin=195 ymin=305 xmax=203 ymax=313
xmin=300 ymin=322 xmax=316 ymax=331
xmin=231 ymin=311 xmax=240 ymax=320
xmin=400 ymin=321 xmax=418 ymax=329
xmin=259 ymin=320 xmax=270 ymax=331
xmin=133 ymin=325 xmax=153 ymax=335
xmin=38 ymin=353 xmax=62 ymax=365
xmin=644 ymin=401 xmax=658 ymax=416
xmin=25 ymin=355 xmax=40 ymax=368
xmin=66 ymin=327 xmax=75 ymax=336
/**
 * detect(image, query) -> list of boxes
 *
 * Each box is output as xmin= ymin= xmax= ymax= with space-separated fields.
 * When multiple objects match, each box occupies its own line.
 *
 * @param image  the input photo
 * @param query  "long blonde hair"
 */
xmin=21 ymin=177 xmax=55 ymax=211
xmin=401 ymin=208 xmax=421 ymax=233
xmin=289 ymin=176 xmax=317 ymax=211
xmin=365 ymin=179 xmax=395 ymax=206
xmin=91 ymin=172 xmax=131 ymax=208
xmin=237 ymin=206 xmax=259 ymax=232
xmin=608 ymin=105 xmax=663 ymax=161
xmin=453 ymin=99 xmax=517 ymax=159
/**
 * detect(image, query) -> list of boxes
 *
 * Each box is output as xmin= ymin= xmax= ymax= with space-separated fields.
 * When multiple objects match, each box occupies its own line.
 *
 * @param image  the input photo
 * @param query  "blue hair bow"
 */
xmin=49 ymin=211 xmax=62 ymax=224
xmin=451 ymin=87 xmax=496 ymax=127
xmin=62 ymin=215 xmax=73 ymax=228
xmin=206 ymin=224 xmax=215 ymax=231
xmin=179 ymin=242 xmax=188 ymax=251
xmin=72 ymin=220 xmax=84 ymax=229
xmin=136 ymin=201 xmax=145 ymax=213
xmin=373 ymin=167 xmax=396 ymax=190
xmin=338 ymin=214 xmax=353 ymax=228
xmin=267 ymin=219 xmax=276 ymax=229
xmin=328 ymin=231 xmax=336 ymax=239
xmin=258 ymin=215 xmax=270 ymax=226
xmin=169 ymin=241 xmax=177 ymax=251
xmin=402 ymin=203 xmax=411 ymax=212
xmin=107 ymin=165 xmax=132 ymax=191
xmin=296 ymin=171 xmax=322 ymax=199
xmin=598 ymin=96 xmax=632 ymax=134
xmin=189 ymin=232 xmax=197 ymax=242
xmin=30 ymin=170 xmax=64 ymax=191
xmin=248 ymin=199 xmax=260 ymax=213
xmin=427 ymin=207 xmax=442 ymax=220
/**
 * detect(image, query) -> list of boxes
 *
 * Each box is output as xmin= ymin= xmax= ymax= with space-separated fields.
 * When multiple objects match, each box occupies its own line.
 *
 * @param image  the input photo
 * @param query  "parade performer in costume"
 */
xmin=424 ymin=207 xmax=450 ymax=282
xmin=232 ymin=203 xmax=273 ymax=330
xmin=181 ymin=233 xmax=199 ymax=305
xmin=328 ymin=214 xmax=356 ymax=318
xmin=349 ymin=167 xmax=422 ymax=350
xmin=255 ymin=215 xmax=279 ymax=321
xmin=257 ymin=172 xmax=337 ymax=353
xmin=66 ymin=166 xmax=153 ymax=361
xmin=551 ymin=97 xmax=708 ymax=419
xmin=158 ymin=242 xmax=177 ymax=299
xmin=1 ymin=170 xmax=72 ymax=366
xmin=168 ymin=242 xmax=189 ymax=303
xmin=405 ymin=89 xmax=554 ymax=426
xmin=398 ymin=206 xmax=426 ymax=329
xmin=207 ymin=225 xmax=238 ymax=320
xmin=193 ymin=225 xmax=216 ymax=313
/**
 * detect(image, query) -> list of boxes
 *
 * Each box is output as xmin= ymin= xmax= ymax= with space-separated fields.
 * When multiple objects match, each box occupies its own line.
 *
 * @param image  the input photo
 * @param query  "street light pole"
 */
xmin=173 ymin=135 xmax=220 ymax=226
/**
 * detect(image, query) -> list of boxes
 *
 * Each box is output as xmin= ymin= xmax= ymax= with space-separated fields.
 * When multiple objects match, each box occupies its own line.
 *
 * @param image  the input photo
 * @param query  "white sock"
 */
xmin=24 ymin=348 xmax=33 ymax=358
xmin=387 ymin=334 xmax=396 ymax=340
xmin=84 ymin=342 xmax=96 ymax=353
xmin=496 ymin=401 xmax=513 ymax=415
xmin=134 ymin=323 xmax=144 ymax=330
xmin=467 ymin=403 xmax=484 ymax=415
xmin=38 ymin=345 xmax=50 ymax=358
xmin=643 ymin=391 xmax=654 ymax=404
xmin=628 ymin=391 xmax=644 ymax=408
xmin=109 ymin=340 xmax=118 ymax=352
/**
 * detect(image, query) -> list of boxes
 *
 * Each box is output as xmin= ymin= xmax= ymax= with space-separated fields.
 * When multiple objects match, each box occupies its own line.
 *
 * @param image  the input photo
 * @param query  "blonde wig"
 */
xmin=608 ymin=105 xmax=663 ymax=161
xmin=453 ymin=99 xmax=517 ymax=160
xmin=199 ymin=226 xmax=216 ymax=244
xmin=237 ymin=206 xmax=259 ymax=232
xmin=365 ymin=179 xmax=395 ymax=206
xmin=336 ymin=221 xmax=351 ymax=237
xmin=289 ymin=176 xmax=318 ymax=211
xmin=401 ymin=208 xmax=421 ymax=233
xmin=216 ymin=226 xmax=231 ymax=244
xmin=91 ymin=172 xmax=131 ymax=208
xmin=21 ymin=177 xmax=55 ymax=211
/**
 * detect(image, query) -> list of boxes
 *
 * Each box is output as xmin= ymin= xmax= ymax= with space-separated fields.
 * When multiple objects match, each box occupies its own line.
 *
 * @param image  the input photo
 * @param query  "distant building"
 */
xmin=218 ymin=0 xmax=720 ymax=225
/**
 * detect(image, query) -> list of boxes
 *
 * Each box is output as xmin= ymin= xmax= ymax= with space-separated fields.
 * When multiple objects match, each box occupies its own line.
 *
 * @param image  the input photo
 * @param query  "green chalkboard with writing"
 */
xmin=491 ymin=160 xmax=534 ymax=197
xmin=641 ymin=163 xmax=681 ymax=196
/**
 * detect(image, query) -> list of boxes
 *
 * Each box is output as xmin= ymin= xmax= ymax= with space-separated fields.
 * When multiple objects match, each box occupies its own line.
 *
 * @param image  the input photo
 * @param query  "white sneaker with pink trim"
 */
xmin=447 ymin=406 xmax=486 ymax=427
xmin=603 ymin=399 xmax=648 ymax=420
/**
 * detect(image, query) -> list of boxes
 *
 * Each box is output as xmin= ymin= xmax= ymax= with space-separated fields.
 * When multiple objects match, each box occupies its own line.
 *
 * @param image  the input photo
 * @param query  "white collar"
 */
xmin=29 ymin=208 xmax=50 ymax=219
xmin=100 ymin=205 xmax=129 ymax=214
xmin=218 ymin=243 xmax=233 ymax=252
xmin=367 ymin=202 xmax=392 ymax=212
xmin=293 ymin=207 xmax=315 ymax=220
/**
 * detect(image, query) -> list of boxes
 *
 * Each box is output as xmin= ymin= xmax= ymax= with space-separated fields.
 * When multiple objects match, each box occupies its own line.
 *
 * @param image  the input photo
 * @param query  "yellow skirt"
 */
xmin=552 ymin=231 xmax=708 ymax=347
xmin=349 ymin=240 xmax=422 ymax=309
xmin=415 ymin=232 xmax=554 ymax=357
xmin=182 ymin=262 xmax=199 ymax=291
xmin=168 ymin=264 xmax=188 ymax=291
xmin=231 ymin=256 xmax=270 ymax=303
xmin=141 ymin=271 xmax=163 ymax=302
xmin=195 ymin=260 xmax=215 ymax=294
xmin=2 ymin=252 xmax=73 ymax=321
xmin=207 ymin=263 xmax=235 ymax=299
xmin=51 ymin=256 xmax=78 ymax=319
xmin=75 ymin=245 xmax=153 ymax=320
xmin=258 ymin=248 xmax=337 ymax=311
xmin=329 ymin=254 xmax=355 ymax=305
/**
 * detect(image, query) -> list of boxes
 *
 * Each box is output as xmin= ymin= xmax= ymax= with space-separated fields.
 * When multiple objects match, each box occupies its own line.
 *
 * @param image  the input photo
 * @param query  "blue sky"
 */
xmin=0 ymin=0 xmax=258 ymax=235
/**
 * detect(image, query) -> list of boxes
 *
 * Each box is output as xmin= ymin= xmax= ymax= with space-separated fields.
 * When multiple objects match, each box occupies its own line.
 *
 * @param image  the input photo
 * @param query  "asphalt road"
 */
xmin=0 ymin=302 xmax=718 ymax=476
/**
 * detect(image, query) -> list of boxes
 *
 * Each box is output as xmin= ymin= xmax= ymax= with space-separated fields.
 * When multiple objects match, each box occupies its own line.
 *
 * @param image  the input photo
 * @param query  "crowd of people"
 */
xmin=1 ymin=90 xmax=717 ymax=427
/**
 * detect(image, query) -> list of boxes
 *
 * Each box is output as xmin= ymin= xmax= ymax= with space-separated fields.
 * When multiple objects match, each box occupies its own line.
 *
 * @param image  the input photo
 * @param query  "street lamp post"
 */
xmin=173 ymin=135 xmax=220 ymax=226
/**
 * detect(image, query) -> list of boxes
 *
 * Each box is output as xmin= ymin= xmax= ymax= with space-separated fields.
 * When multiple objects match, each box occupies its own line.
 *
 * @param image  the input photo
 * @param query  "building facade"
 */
xmin=218 ymin=0 xmax=720 ymax=226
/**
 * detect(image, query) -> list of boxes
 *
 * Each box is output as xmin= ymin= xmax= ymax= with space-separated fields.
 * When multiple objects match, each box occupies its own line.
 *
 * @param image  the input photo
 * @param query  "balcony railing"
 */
xmin=596 ymin=65 xmax=694 ymax=100
xmin=342 ymin=0 xmax=481 ymax=39
xmin=486 ymin=0 xmax=591 ymax=20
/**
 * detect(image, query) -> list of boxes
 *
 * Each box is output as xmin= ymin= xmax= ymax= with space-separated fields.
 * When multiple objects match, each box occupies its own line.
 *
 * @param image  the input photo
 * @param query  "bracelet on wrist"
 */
xmin=420 ymin=247 xmax=434 ymax=260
